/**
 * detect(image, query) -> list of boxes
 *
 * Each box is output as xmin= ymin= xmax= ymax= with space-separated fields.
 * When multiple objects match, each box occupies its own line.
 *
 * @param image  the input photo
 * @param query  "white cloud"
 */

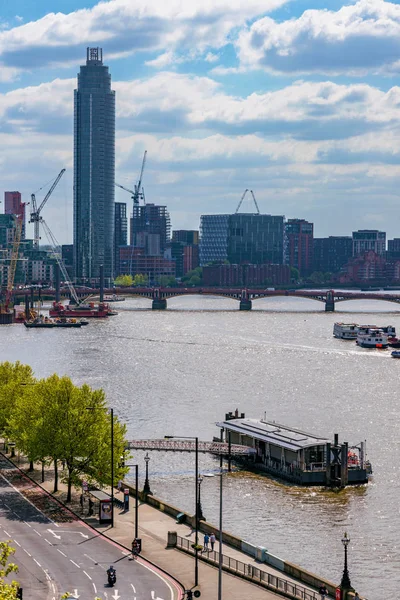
xmin=0 ymin=0 xmax=289 ymax=74
xmin=205 ymin=52 xmax=219 ymax=63
xmin=145 ymin=52 xmax=176 ymax=68
xmin=237 ymin=0 xmax=400 ymax=75
xmin=15 ymin=16 xmax=23 ymax=23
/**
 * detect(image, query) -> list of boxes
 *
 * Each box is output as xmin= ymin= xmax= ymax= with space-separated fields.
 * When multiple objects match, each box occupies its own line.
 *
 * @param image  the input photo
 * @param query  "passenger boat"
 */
xmin=217 ymin=410 xmax=371 ymax=487
xmin=104 ymin=294 xmax=125 ymax=302
xmin=49 ymin=301 xmax=116 ymax=319
xmin=356 ymin=327 xmax=388 ymax=348
xmin=24 ymin=316 xmax=83 ymax=328
xmin=333 ymin=323 xmax=358 ymax=339
xmin=391 ymin=350 xmax=400 ymax=358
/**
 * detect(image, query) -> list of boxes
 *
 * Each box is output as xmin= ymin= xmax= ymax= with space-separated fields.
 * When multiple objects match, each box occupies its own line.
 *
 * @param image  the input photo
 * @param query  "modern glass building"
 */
xmin=73 ymin=47 xmax=115 ymax=281
xmin=227 ymin=214 xmax=285 ymax=265
xmin=313 ymin=236 xmax=352 ymax=273
xmin=199 ymin=215 xmax=229 ymax=265
xmin=352 ymin=230 xmax=386 ymax=257
xmin=114 ymin=202 xmax=127 ymax=276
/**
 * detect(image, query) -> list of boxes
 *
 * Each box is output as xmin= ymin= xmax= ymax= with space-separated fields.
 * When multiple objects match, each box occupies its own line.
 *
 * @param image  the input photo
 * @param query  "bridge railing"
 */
xmin=126 ymin=439 xmax=256 ymax=455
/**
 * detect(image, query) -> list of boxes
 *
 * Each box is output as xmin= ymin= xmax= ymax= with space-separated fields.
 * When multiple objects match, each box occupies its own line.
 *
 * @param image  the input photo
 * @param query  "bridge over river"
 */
xmin=15 ymin=286 xmax=400 ymax=311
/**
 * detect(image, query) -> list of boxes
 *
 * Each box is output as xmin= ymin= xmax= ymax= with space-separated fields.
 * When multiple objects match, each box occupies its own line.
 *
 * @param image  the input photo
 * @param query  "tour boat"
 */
xmin=391 ymin=350 xmax=400 ymax=358
xmin=333 ymin=323 xmax=358 ymax=339
xmin=356 ymin=327 xmax=388 ymax=349
xmin=104 ymin=295 xmax=125 ymax=302
xmin=24 ymin=316 xmax=83 ymax=328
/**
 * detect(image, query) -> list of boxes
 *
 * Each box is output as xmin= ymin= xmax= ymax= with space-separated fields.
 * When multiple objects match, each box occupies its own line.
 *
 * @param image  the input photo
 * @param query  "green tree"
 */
xmin=132 ymin=274 xmax=148 ymax=287
xmin=182 ymin=267 xmax=203 ymax=286
xmin=159 ymin=275 xmax=178 ymax=287
xmin=0 ymin=541 xmax=19 ymax=600
xmin=309 ymin=271 xmax=325 ymax=284
xmin=114 ymin=274 xmax=133 ymax=287
xmin=0 ymin=361 xmax=35 ymax=434
xmin=290 ymin=267 xmax=299 ymax=282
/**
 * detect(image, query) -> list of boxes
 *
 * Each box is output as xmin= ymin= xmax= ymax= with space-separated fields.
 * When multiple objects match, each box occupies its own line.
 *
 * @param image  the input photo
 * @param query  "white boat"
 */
xmin=356 ymin=327 xmax=388 ymax=349
xmin=333 ymin=323 xmax=358 ymax=339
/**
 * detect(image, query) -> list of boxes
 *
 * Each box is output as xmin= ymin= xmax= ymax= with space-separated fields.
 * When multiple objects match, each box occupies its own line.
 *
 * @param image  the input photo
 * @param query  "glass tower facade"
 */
xmin=227 ymin=214 xmax=284 ymax=265
xmin=200 ymin=215 xmax=229 ymax=265
xmin=114 ymin=202 xmax=127 ymax=276
xmin=73 ymin=47 xmax=115 ymax=281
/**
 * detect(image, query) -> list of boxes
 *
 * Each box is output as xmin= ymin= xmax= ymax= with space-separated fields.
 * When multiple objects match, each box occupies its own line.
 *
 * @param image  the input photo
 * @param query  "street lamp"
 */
xmin=197 ymin=475 xmax=205 ymax=522
xmin=165 ymin=435 xmax=200 ymax=587
xmin=203 ymin=469 xmax=225 ymax=600
xmin=124 ymin=463 xmax=139 ymax=539
xmin=87 ymin=406 xmax=114 ymax=528
xmin=340 ymin=531 xmax=354 ymax=594
xmin=143 ymin=453 xmax=153 ymax=496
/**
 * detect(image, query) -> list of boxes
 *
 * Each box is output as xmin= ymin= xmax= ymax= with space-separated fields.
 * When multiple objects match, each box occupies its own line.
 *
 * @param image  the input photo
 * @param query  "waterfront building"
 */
xmin=24 ymin=249 xmax=56 ymax=284
xmin=171 ymin=230 xmax=199 ymax=277
xmin=73 ymin=47 xmax=115 ymax=282
xmin=130 ymin=204 xmax=170 ymax=256
xmin=352 ymin=230 xmax=386 ymax=257
xmin=61 ymin=244 xmax=74 ymax=279
xmin=228 ymin=214 xmax=284 ymax=265
xmin=118 ymin=246 xmax=175 ymax=283
xmin=285 ymin=219 xmax=314 ymax=276
xmin=4 ymin=191 xmax=25 ymax=238
xmin=114 ymin=202 xmax=127 ymax=276
xmin=200 ymin=214 xmax=229 ymax=266
xmin=313 ymin=237 xmax=352 ymax=274
xmin=387 ymin=238 xmax=400 ymax=260
xmin=202 ymin=263 xmax=290 ymax=287
xmin=341 ymin=250 xmax=386 ymax=283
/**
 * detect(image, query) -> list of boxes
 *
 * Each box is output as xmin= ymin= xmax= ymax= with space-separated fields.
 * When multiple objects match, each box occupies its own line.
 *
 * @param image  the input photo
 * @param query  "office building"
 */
xmin=172 ymin=230 xmax=199 ymax=245
xmin=387 ymin=238 xmax=400 ymax=260
xmin=352 ymin=230 xmax=386 ymax=257
xmin=200 ymin=215 xmax=229 ymax=266
xmin=4 ymin=191 xmax=25 ymax=238
xmin=285 ymin=219 xmax=314 ymax=276
xmin=203 ymin=263 xmax=290 ymax=287
xmin=114 ymin=202 xmax=127 ymax=276
xmin=73 ymin=47 xmax=115 ymax=281
xmin=171 ymin=230 xmax=199 ymax=277
xmin=131 ymin=204 xmax=170 ymax=255
xmin=118 ymin=247 xmax=175 ymax=283
xmin=313 ymin=237 xmax=353 ymax=274
xmin=227 ymin=214 xmax=284 ymax=265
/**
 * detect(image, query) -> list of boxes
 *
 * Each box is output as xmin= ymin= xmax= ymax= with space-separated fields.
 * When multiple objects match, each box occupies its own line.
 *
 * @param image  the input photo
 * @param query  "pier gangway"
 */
xmin=126 ymin=439 xmax=256 ymax=456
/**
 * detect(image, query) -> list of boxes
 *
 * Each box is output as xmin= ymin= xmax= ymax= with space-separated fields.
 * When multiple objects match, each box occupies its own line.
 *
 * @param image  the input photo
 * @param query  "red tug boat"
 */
xmin=50 ymin=301 xmax=116 ymax=319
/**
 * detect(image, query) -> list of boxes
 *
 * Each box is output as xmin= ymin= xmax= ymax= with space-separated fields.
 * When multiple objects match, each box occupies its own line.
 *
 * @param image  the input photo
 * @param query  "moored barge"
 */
xmin=217 ymin=411 xmax=370 ymax=487
xmin=49 ymin=301 xmax=116 ymax=318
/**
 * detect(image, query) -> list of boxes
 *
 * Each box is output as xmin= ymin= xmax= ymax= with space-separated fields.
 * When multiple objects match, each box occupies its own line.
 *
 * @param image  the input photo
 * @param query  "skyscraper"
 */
xmin=73 ymin=47 xmax=115 ymax=281
xmin=114 ymin=202 xmax=127 ymax=276
xmin=285 ymin=219 xmax=314 ymax=276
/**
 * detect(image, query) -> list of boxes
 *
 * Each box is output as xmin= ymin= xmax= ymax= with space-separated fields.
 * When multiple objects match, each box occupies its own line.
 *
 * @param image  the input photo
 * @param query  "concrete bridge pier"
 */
xmin=239 ymin=299 xmax=252 ymax=311
xmin=325 ymin=290 xmax=335 ymax=312
xmin=152 ymin=298 xmax=167 ymax=310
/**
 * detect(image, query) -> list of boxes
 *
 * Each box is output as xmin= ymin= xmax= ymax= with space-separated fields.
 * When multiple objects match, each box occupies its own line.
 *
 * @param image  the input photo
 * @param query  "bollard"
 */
xmin=167 ymin=531 xmax=177 ymax=548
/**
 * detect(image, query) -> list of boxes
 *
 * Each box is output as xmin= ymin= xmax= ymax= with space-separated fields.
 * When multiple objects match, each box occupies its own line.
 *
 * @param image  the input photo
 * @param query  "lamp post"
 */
xmin=125 ymin=463 xmax=139 ymax=539
xmin=143 ymin=453 xmax=152 ymax=496
xmin=165 ymin=435 xmax=200 ymax=587
xmin=340 ymin=531 xmax=354 ymax=595
xmin=87 ymin=406 xmax=114 ymax=528
xmin=197 ymin=475 xmax=205 ymax=521
xmin=203 ymin=469 xmax=224 ymax=600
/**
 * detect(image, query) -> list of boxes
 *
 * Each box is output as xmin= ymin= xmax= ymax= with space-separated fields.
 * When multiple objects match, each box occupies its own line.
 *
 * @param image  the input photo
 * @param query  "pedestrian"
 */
xmin=131 ymin=538 xmax=139 ymax=559
xmin=203 ymin=533 xmax=209 ymax=552
xmin=117 ymin=480 xmax=122 ymax=493
xmin=79 ymin=493 xmax=85 ymax=512
xmin=319 ymin=585 xmax=328 ymax=599
xmin=210 ymin=533 xmax=216 ymax=551
xmin=88 ymin=498 xmax=94 ymax=517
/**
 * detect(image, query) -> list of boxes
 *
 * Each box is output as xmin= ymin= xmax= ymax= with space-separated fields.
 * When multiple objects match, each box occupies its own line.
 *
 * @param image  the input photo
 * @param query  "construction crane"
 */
xmin=41 ymin=219 xmax=80 ymax=306
xmin=30 ymin=168 xmax=66 ymax=249
xmin=115 ymin=150 xmax=147 ymax=206
xmin=2 ymin=205 xmax=26 ymax=314
xmin=235 ymin=189 xmax=260 ymax=214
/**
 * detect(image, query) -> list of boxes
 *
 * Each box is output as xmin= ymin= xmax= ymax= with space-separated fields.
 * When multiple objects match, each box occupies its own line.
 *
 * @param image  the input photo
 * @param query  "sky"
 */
xmin=2 ymin=0 xmax=400 ymax=244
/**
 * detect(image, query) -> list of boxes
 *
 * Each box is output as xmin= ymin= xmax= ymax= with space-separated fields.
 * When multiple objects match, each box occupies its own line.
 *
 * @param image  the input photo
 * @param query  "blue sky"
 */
xmin=2 ymin=0 xmax=400 ymax=243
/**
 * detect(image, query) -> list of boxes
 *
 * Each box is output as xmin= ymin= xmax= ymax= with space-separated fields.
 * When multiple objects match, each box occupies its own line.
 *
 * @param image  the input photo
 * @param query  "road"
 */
xmin=0 ymin=457 xmax=181 ymax=600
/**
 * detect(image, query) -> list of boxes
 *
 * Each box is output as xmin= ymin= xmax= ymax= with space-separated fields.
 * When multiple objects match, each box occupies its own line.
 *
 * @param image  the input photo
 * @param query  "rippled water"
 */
xmin=1 ymin=294 xmax=399 ymax=599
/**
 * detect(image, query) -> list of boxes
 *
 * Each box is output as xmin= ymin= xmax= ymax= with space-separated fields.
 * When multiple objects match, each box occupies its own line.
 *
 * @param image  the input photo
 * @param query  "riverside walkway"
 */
xmin=126 ymin=438 xmax=256 ymax=455
xmin=0 ymin=452 xmax=347 ymax=600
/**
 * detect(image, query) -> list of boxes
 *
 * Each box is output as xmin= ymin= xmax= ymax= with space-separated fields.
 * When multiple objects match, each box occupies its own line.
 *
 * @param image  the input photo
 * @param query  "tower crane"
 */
xmin=30 ymin=168 xmax=66 ymax=249
xmin=1 ymin=205 xmax=26 ymax=314
xmin=115 ymin=150 xmax=147 ymax=206
xmin=235 ymin=188 xmax=260 ymax=214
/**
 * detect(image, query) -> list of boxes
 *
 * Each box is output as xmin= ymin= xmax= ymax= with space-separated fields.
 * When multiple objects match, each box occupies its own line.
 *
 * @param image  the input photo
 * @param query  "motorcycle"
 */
xmin=107 ymin=570 xmax=116 ymax=587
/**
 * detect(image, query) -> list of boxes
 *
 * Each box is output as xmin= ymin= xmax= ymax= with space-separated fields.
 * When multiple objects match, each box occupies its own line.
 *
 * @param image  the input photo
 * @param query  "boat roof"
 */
xmin=216 ymin=418 xmax=330 ymax=451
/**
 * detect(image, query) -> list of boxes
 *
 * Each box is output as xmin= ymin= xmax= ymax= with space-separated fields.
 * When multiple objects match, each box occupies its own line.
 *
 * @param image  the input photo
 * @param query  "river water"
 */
xmin=1 ymin=294 xmax=399 ymax=599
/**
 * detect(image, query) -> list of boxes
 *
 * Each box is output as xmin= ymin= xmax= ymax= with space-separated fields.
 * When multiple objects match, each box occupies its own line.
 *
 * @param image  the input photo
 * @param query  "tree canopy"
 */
xmin=6 ymin=364 xmax=128 ymax=502
xmin=0 ymin=541 xmax=19 ymax=600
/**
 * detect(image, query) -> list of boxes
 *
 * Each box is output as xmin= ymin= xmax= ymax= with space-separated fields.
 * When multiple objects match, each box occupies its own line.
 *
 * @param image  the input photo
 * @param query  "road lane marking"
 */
xmin=57 ymin=549 xmax=67 ymax=557
xmin=70 ymin=559 xmax=80 ymax=568
xmin=93 ymin=583 xmax=97 ymax=594
xmin=0 ymin=473 xmax=57 ymax=526
xmin=34 ymin=559 xmax=41 ymax=567
xmin=44 ymin=538 xmax=53 ymax=546
xmin=83 ymin=570 xmax=92 ymax=580
xmin=84 ymin=554 xmax=97 ymax=564
xmin=3 ymin=530 xmax=10 ymax=536
xmin=33 ymin=529 xmax=42 ymax=537
xmin=13 ymin=540 xmax=21 ymax=547
xmin=139 ymin=561 xmax=174 ymax=600
xmin=23 ymin=521 xmax=32 ymax=528
xmin=131 ymin=584 xmax=136 ymax=593
xmin=23 ymin=549 xmax=31 ymax=557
